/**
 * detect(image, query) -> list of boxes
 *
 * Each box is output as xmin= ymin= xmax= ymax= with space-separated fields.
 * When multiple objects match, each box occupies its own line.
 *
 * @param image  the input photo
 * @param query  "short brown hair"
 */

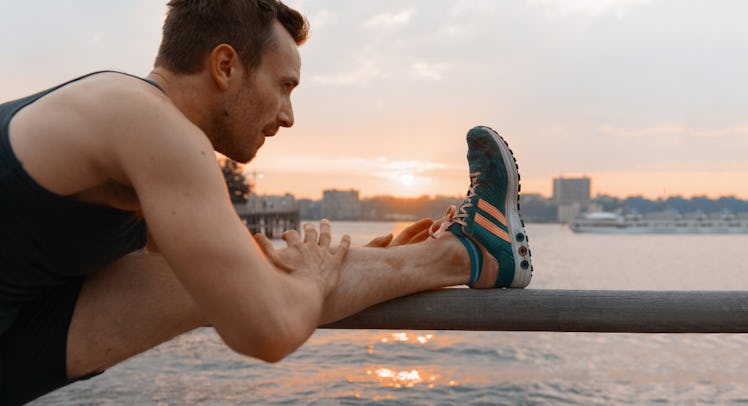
xmin=154 ymin=0 xmax=309 ymax=74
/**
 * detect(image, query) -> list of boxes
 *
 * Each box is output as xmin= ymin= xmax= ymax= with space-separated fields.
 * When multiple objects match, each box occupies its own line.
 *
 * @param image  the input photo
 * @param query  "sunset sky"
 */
xmin=1 ymin=1 xmax=746 ymax=199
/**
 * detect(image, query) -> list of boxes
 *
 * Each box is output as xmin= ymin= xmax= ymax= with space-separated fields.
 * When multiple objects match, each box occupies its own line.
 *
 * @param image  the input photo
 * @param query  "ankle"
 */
xmin=433 ymin=233 xmax=472 ymax=285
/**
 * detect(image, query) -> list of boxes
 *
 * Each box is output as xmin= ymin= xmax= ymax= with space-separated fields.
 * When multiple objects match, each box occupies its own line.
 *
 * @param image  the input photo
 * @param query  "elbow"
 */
xmin=256 ymin=346 xmax=291 ymax=364
xmin=214 ymin=279 xmax=323 ymax=363
xmin=244 ymin=340 xmax=293 ymax=364
xmin=221 ymin=325 xmax=305 ymax=364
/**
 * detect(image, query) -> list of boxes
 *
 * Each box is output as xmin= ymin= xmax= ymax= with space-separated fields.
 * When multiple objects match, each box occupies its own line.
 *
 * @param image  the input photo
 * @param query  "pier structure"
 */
xmin=323 ymin=289 xmax=748 ymax=333
xmin=234 ymin=198 xmax=300 ymax=238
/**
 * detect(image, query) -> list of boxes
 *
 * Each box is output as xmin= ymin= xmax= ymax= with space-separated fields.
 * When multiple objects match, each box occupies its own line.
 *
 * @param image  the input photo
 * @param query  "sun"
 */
xmin=397 ymin=173 xmax=416 ymax=186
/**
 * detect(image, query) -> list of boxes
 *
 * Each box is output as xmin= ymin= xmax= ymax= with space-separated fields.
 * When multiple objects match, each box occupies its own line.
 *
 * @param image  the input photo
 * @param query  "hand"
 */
xmin=254 ymin=220 xmax=350 ymax=297
xmin=365 ymin=218 xmax=434 ymax=247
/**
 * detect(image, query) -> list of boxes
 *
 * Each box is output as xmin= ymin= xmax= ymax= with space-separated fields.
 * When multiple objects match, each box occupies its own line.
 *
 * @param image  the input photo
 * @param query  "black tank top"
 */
xmin=0 ymin=71 xmax=158 ymax=334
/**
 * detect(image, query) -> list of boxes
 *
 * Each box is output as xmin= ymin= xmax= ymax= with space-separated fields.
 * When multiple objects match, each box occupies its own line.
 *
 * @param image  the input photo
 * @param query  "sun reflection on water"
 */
xmin=379 ymin=332 xmax=434 ymax=344
xmin=369 ymin=368 xmax=425 ymax=388
xmin=357 ymin=367 xmax=459 ymax=390
xmin=349 ymin=332 xmax=462 ymax=393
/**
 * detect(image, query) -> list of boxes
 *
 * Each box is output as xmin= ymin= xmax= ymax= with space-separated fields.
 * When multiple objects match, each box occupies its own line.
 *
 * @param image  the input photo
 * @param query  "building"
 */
xmin=243 ymin=193 xmax=297 ymax=211
xmin=553 ymin=176 xmax=592 ymax=223
xmin=320 ymin=189 xmax=362 ymax=220
xmin=296 ymin=198 xmax=321 ymax=220
xmin=553 ymin=176 xmax=591 ymax=205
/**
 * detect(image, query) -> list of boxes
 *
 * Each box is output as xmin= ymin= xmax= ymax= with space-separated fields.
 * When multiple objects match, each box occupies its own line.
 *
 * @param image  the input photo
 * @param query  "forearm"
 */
xmin=214 ymin=265 xmax=326 ymax=363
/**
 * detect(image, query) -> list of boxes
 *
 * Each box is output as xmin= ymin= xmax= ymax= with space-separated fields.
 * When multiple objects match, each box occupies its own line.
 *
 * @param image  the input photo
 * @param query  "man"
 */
xmin=0 ymin=0 xmax=533 ymax=404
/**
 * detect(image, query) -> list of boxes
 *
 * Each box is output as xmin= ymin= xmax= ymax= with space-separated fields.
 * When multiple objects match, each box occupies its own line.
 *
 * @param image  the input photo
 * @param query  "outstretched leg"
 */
xmin=65 ymin=234 xmax=470 ymax=379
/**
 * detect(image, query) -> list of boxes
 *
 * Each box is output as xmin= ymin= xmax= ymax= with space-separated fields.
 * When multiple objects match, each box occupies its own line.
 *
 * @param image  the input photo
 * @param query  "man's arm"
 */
xmin=108 ymin=97 xmax=347 ymax=362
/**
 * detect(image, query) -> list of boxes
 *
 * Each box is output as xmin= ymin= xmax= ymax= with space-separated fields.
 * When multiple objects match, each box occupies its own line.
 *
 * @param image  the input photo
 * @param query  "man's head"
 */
xmin=155 ymin=0 xmax=308 ymax=75
xmin=154 ymin=0 xmax=309 ymax=163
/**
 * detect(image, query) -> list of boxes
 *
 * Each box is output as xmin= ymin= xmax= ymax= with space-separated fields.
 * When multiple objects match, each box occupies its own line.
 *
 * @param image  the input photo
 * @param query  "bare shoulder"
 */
xmin=46 ymin=71 xmax=209 ymax=165
xmin=84 ymin=74 xmax=213 ymax=173
xmin=9 ymin=72 xmax=213 ymax=196
xmin=84 ymin=74 xmax=226 ymax=211
xmin=80 ymin=73 xmax=210 ymax=162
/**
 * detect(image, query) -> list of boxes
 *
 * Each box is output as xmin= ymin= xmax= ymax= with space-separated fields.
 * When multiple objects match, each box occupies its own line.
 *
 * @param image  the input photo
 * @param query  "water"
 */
xmin=35 ymin=223 xmax=748 ymax=405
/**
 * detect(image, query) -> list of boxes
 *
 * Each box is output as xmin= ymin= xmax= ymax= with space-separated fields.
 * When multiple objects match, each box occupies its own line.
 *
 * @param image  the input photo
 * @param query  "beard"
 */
xmin=207 ymin=103 xmax=265 ymax=164
xmin=214 ymin=131 xmax=262 ymax=164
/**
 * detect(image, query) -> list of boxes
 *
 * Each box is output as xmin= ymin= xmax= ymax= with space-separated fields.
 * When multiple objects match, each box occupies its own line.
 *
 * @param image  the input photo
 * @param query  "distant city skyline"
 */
xmin=249 ymin=172 xmax=746 ymax=201
xmin=1 ymin=1 xmax=747 ymax=200
xmin=243 ymin=183 xmax=748 ymax=224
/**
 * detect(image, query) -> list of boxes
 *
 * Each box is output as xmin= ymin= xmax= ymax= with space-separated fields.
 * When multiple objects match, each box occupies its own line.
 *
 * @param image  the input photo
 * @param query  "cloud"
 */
xmin=308 ymin=9 xmax=337 ymax=30
xmin=379 ymin=159 xmax=448 ymax=174
xmin=441 ymin=24 xmax=477 ymax=38
xmin=687 ymin=126 xmax=748 ymax=140
xmin=410 ymin=62 xmax=452 ymax=81
xmin=90 ymin=32 xmax=104 ymax=44
xmin=310 ymin=58 xmax=388 ymax=85
xmin=599 ymin=124 xmax=748 ymax=140
xmin=526 ymin=0 xmax=653 ymax=19
xmin=363 ymin=9 xmax=414 ymax=28
xmin=253 ymin=156 xmax=463 ymax=195
xmin=256 ymin=156 xmax=453 ymax=176
xmin=636 ymin=161 xmax=748 ymax=171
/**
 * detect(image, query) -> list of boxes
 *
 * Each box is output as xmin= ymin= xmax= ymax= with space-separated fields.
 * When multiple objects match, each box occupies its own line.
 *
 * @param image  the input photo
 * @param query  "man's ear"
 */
xmin=209 ymin=43 xmax=241 ymax=91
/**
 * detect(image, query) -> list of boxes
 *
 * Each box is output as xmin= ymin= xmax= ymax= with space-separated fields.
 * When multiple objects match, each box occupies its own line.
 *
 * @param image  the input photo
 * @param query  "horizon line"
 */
xmin=250 ymin=190 xmax=748 ymax=201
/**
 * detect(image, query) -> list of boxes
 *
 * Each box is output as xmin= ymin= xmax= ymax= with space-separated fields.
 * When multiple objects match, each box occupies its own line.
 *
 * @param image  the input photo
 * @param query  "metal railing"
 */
xmin=322 ymin=289 xmax=748 ymax=333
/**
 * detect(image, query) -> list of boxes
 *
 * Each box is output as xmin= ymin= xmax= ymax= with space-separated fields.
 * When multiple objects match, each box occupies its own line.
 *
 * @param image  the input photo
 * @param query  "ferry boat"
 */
xmin=569 ymin=212 xmax=748 ymax=234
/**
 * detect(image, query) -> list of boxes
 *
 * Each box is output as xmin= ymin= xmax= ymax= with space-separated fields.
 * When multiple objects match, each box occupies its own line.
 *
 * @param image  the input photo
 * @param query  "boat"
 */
xmin=569 ymin=212 xmax=748 ymax=234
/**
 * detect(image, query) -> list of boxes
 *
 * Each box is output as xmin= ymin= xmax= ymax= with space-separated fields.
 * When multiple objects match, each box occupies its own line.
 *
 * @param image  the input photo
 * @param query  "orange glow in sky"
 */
xmin=1 ymin=1 xmax=747 ymax=199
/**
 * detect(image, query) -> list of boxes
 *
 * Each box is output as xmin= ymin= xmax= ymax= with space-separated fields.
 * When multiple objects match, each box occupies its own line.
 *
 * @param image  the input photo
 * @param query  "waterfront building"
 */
xmin=296 ymin=198 xmax=321 ymax=220
xmin=553 ymin=176 xmax=591 ymax=205
xmin=553 ymin=176 xmax=592 ymax=222
xmin=321 ymin=189 xmax=362 ymax=220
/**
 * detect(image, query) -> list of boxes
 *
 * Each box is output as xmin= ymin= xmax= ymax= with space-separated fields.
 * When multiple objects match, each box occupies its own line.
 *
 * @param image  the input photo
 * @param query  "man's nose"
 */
xmin=278 ymin=102 xmax=294 ymax=128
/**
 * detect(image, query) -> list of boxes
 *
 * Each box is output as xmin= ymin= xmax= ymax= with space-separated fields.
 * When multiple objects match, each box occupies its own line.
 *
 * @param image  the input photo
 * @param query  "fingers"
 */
xmin=255 ymin=233 xmax=293 ymax=273
xmin=254 ymin=233 xmax=275 ymax=256
xmin=333 ymin=234 xmax=351 ymax=261
xmin=282 ymin=229 xmax=302 ymax=246
xmin=391 ymin=218 xmax=434 ymax=246
xmin=363 ymin=218 xmax=434 ymax=248
xmin=366 ymin=233 xmax=393 ymax=247
xmin=318 ymin=219 xmax=332 ymax=247
xmin=410 ymin=229 xmax=431 ymax=244
xmin=303 ymin=223 xmax=318 ymax=245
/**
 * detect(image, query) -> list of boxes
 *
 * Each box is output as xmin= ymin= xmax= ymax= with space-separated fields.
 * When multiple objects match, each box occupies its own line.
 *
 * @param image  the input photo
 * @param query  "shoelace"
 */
xmin=429 ymin=171 xmax=481 ymax=238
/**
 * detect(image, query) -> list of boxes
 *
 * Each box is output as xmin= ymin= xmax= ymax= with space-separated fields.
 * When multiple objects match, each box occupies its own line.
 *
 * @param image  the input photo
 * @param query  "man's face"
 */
xmin=219 ymin=21 xmax=301 ymax=163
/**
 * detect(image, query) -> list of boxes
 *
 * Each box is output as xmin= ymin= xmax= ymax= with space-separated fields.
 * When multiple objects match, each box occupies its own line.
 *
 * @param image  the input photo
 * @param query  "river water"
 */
xmin=34 ymin=223 xmax=748 ymax=405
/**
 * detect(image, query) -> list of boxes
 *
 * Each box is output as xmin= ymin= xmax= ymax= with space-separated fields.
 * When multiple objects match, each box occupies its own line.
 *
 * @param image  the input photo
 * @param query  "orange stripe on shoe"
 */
xmin=475 ymin=213 xmax=511 ymax=243
xmin=477 ymin=199 xmax=507 ymax=227
xmin=472 ymin=242 xmax=498 ymax=289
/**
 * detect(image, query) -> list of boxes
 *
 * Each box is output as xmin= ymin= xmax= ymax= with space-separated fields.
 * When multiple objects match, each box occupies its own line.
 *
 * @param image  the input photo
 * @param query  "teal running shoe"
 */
xmin=430 ymin=126 xmax=533 ymax=288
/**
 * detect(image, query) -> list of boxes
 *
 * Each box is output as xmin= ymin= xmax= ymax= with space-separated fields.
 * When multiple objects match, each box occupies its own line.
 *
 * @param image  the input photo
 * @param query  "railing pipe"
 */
xmin=322 ymin=289 xmax=748 ymax=333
